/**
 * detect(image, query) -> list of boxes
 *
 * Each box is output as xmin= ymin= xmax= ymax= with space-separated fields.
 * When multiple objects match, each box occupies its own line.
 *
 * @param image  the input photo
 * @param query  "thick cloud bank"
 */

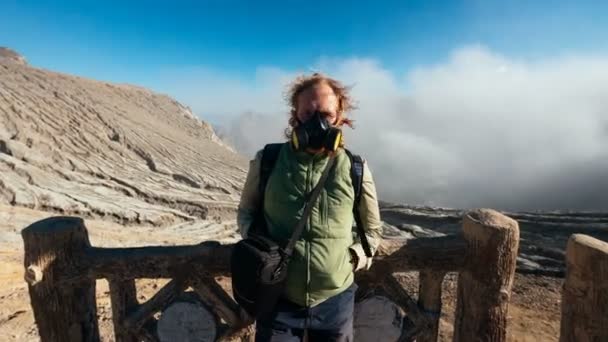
xmin=169 ymin=46 xmax=608 ymax=211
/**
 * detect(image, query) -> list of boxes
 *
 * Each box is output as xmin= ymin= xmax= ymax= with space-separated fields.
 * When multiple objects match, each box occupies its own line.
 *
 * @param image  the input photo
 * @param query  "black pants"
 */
xmin=255 ymin=283 xmax=357 ymax=342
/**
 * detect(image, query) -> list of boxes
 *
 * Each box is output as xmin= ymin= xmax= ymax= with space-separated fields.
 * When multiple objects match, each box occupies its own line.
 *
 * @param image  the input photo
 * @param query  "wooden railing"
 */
xmin=31 ymin=208 xmax=601 ymax=341
xmin=559 ymin=234 xmax=608 ymax=342
xmin=22 ymin=216 xmax=245 ymax=341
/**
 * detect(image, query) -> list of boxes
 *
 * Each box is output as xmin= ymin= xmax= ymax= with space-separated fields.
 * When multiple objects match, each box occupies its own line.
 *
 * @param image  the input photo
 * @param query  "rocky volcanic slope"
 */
xmin=0 ymin=48 xmax=248 ymax=238
xmin=0 ymin=47 xmax=28 ymax=65
xmin=380 ymin=202 xmax=608 ymax=276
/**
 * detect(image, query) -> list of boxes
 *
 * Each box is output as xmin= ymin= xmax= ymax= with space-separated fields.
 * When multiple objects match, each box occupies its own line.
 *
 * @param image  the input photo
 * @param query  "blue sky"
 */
xmin=2 ymin=0 xmax=607 ymax=87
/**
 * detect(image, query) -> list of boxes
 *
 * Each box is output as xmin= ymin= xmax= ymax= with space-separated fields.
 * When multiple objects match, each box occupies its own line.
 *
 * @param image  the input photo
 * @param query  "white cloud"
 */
xmin=159 ymin=46 xmax=608 ymax=211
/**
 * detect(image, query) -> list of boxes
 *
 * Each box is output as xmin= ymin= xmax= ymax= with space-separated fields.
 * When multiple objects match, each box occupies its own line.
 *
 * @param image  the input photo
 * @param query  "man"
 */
xmin=237 ymin=73 xmax=382 ymax=342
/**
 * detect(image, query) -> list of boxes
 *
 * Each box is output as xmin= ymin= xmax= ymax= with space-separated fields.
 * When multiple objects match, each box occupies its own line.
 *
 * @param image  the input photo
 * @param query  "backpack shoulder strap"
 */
xmin=344 ymin=149 xmax=364 ymax=204
xmin=250 ymin=143 xmax=283 ymax=236
xmin=259 ymin=143 xmax=284 ymax=195
xmin=344 ymin=149 xmax=373 ymax=258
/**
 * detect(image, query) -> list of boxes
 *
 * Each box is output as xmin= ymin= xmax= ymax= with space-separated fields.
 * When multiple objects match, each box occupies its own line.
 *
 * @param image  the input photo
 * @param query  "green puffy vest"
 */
xmin=263 ymin=144 xmax=355 ymax=307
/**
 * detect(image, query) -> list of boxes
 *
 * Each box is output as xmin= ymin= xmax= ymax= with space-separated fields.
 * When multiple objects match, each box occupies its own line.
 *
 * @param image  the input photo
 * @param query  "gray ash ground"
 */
xmin=379 ymin=201 xmax=608 ymax=277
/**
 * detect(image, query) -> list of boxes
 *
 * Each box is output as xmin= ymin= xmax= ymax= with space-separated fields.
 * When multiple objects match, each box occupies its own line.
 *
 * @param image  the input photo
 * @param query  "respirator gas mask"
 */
xmin=291 ymin=112 xmax=343 ymax=152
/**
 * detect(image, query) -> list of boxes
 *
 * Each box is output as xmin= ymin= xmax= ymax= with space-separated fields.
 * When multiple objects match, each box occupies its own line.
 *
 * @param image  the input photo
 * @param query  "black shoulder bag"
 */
xmin=231 ymin=154 xmax=337 ymax=319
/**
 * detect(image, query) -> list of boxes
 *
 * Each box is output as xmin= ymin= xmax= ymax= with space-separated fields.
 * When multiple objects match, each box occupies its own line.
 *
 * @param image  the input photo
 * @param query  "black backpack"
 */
xmin=256 ymin=143 xmax=372 ymax=257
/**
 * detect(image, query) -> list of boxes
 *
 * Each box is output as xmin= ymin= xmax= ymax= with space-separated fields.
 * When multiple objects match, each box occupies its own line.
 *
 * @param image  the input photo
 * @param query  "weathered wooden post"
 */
xmin=108 ymin=278 xmax=138 ymax=342
xmin=22 ymin=216 xmax=100 ymax=342
xmin=559 ymin=234 xmax=608 ymax=342
xmin=417 ymin=271 xmax=446 ymax=342
xmin=453 ymin=209 xmax=519 ymax=342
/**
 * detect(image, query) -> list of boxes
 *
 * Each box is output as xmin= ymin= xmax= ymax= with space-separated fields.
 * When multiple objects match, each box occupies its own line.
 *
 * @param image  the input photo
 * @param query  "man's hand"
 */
xmin=349 ymin=248 xmax=359 ymax=271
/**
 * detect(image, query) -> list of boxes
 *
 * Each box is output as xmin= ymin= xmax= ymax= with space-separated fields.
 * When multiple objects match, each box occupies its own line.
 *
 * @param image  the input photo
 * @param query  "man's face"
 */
xmin=296 ymin=82 xmax=339 ymax=125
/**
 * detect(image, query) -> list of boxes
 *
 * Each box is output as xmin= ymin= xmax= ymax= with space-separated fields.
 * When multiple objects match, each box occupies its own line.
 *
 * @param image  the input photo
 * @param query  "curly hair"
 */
xmin=284 ymin=73 xmax=357 ymax=139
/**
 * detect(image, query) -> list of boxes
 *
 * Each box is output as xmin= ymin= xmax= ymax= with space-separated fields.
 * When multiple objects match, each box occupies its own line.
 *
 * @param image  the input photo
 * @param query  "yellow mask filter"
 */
xmin=332 ymin=130 xmax=343 ymax=152
xmin=291 ymin=131 xmax=300 ymax=150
